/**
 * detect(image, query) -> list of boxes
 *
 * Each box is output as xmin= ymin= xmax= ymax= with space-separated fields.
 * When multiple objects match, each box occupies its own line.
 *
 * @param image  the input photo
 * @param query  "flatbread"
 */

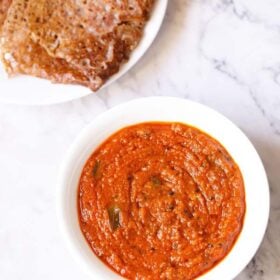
xmin=0 ymin=0 xmax=93 ymax=89
xmin=0 ymin=0 xmax=155 ymax=91
xmin=27 ymin=0 xmax=154 ymax=90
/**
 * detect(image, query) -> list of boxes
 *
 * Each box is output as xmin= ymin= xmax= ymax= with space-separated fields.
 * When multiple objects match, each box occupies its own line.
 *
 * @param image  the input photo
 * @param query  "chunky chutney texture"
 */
xmin=78 ymin=122 xmax=246 ymax=280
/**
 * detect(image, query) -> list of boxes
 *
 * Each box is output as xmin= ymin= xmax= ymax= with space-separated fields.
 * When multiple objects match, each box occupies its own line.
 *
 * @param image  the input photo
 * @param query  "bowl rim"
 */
xmin=57 ymin=96 xmax=270 ymax=280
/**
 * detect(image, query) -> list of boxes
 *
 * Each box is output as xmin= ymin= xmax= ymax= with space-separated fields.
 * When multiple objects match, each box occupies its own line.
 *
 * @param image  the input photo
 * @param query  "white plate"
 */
xmin=0 ymin=0 xmax=168 ymax=105
xmin=57 ymin=97 xmax=270 ymax=280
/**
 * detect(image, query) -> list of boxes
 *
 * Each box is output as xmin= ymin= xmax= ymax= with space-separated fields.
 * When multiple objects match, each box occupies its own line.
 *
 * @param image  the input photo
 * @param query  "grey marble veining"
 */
xmin=0 ymin=0 xmax=279 ymax=279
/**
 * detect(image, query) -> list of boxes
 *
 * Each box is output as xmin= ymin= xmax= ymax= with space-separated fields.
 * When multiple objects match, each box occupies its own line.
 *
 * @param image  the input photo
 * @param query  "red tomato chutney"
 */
xmin=78 ymin=122 xmax=246 ymax=280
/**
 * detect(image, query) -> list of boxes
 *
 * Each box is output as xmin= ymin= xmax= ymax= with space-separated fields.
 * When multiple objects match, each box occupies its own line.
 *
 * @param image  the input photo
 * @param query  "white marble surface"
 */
xmin=0 ymin=0 xmax=279 ymax=279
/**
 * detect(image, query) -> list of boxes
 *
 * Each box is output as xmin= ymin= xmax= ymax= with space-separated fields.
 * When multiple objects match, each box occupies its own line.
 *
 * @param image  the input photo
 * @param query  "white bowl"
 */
xmin=0 ymin=0 xmax=168 ymax=105
xmin=57 ymin=97 xmax=270 ymax=280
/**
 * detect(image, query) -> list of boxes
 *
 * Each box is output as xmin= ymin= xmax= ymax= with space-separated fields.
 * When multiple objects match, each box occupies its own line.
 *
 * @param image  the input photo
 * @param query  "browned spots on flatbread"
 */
xmin=0 ymin=0 xmax=12 ymax=29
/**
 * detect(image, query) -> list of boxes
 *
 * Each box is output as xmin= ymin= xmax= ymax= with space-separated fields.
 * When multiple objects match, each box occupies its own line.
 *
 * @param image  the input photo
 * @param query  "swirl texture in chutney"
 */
xmin=78 ymin=122 xmax=246 ymax=280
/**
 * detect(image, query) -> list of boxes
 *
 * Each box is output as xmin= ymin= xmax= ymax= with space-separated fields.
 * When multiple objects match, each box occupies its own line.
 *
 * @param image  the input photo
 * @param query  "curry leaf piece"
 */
xmin=108 ymin=205 xmax=121 ymax=231
xmin=93 ymin=161 xmax=100 ymax=178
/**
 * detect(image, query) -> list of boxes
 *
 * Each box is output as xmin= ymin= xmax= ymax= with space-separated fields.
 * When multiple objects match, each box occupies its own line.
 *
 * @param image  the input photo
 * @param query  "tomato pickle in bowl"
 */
xmin=57 ymin=97 xmax=270 ymax=280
